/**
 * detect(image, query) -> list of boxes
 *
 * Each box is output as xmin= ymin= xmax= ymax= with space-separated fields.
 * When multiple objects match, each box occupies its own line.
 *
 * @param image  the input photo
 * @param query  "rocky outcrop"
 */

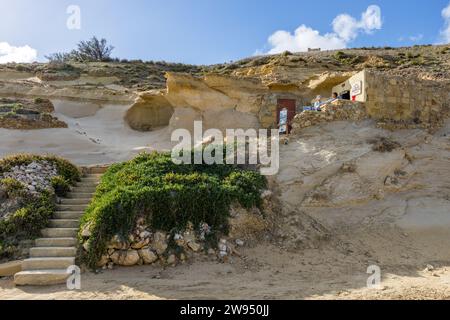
xmin=0 ymin=98 xmax=67 ymax=130
xmin=166 ymin=73 xmax=266 ymax=114
xmin=127 ymin=73 xmax=267 ymax=133
xmin=0 ymin=80 xmax=136 ymax=103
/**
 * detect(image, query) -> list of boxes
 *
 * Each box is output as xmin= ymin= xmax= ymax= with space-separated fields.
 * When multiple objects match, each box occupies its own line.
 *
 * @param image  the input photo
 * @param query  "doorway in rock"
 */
xmin=277 ymin=99 xmax=296 ymax=134
xmin=341 ymin=91 xmax=351 ymax=100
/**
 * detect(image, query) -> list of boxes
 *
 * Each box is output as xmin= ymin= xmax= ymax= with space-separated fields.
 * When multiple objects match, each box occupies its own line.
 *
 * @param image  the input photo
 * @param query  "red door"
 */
xmin=277 ymin=99 xmax=296 ymax=134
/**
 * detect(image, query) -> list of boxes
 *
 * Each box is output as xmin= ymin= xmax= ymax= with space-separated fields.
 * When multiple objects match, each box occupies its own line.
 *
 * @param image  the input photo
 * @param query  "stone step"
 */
xmin=57 ymin=204 xmax=88 ymax=212
xmin=30 ymin=247 xmax=77 ymax=258
xmin=76 ymin=181 xmax=99 ymax=187
xmin=35 ymin=238 xmax=77 ymax=247
xmin=49 ymin=219 xmax=79 ymax=228
xmin=60 ymin=198 xmax=91 ymax=205
xmin=42 ymin=228 xmax=78 ymax=238
xmin=14 ymin=269 xmax=70 ymax=286
xmin=66 ymin=192 xmax=94 ymax=199
xmin=54 ymin=211 xmax=84 ymax=219
xmin=81 ymin=177 xmax=101 ymax=183
xmin=85 ymin=173 xmax=103 ymax=177
xmin=85 ymin=166 xmax=109 ymax=174
xmin=22 ymin=257 xmax=75 ymax=271
xmin=72 ymin=186 xmax=97 ymax=193
xmin=14 ymin=270 xmax=71 ymax=286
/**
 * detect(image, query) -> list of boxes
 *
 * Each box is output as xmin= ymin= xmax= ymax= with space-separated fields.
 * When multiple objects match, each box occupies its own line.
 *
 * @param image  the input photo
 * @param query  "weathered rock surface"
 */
xmin=138 ymin=248 xmax=158 ymax=264
xmin=125 ymin=90 xmax=174 ymax=131
xmin=110 ymin=250 xmax=140 ymax=266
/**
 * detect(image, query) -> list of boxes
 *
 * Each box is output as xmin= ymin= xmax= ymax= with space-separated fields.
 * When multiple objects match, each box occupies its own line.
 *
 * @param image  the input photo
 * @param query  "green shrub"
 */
xmin=0 ymin=178 xmax=26 ymax=198
xmin=51 ymin=176 xmax=71 ymax=197
xmin=0 ymin=191 xmax=55 ymax=260
xmin=80 ymin=152 xmax=267 ymax=268
xmin=334 ymin=51 xmax=347 ymax=60
xmin=0 ymin=154 xmax=79 ymax=261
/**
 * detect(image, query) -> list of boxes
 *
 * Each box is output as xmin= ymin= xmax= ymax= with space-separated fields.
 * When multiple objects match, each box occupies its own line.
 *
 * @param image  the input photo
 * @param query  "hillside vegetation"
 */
xmin=0 ymin=154 xmax=80 ymax=261
xmin=2 ymin=44 xmax=450 ymax=91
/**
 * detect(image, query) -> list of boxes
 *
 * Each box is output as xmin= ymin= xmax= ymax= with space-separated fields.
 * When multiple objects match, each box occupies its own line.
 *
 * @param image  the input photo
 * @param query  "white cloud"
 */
xmin=409 ymin=34 xmax=424 ymax=42
xmin=265 ymin=5 xmax=382 ymax=54
xmin=0 ymin=42 xmax=37 ymax=64
xmin=398 ymin=34 xmax=424 ymax=42
xmin=267 ymin=26 xmax=347 ymax=54
xmin=440 ymin=2 xmax=450 ymax=43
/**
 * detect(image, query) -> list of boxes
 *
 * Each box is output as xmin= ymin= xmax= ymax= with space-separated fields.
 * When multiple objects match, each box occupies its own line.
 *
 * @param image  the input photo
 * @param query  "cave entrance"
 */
xmin=340 ymin=91 xmax=351 ymax=100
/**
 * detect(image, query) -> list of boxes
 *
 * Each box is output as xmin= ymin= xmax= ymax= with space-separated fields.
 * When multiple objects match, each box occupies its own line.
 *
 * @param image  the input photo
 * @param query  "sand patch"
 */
xmin=53 ymin=100 xmax=101 ymax=118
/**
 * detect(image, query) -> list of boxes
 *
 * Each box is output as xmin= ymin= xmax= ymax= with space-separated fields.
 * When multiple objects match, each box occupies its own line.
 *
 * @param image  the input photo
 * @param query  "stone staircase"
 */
xmin=14 ymin=171 xmax=103 ymax=286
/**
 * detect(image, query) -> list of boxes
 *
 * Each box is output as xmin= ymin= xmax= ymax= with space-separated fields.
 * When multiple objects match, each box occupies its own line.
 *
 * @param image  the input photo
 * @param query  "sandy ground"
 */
xmin=0 ymin=99 xmax=174 ymax=166
xmin=0 ymin=243 xmax=449 ymax=300
xmin=0 ymin=100 xmax=449 ymax=300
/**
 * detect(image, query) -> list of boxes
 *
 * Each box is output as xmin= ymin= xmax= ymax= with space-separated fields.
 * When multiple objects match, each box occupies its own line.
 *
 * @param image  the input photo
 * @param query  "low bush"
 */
xmin=0 ymin=154 xmax=80 ymax=261
xmin=51 ymin=176 xmax=71 ymax=197
xmin=0 ymin=191 xmax=55 ymax=260
xmin=0 ymin=178 xmax=26 ymax=198
xmin=80 ymin=152 xmax=266 ymax=268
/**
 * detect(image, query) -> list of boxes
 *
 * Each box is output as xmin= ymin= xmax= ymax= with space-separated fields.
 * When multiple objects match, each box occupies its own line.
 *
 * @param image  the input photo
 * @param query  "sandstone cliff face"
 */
xmin=166 ymin=73 xmax=266 ymax=114
xmin=127 ymin=72 xmax=268 ymax=132
xmin=0 ymin=80 xmax=135 ymax=103
xmin=125 ymin=90 xmax=174 ymax=131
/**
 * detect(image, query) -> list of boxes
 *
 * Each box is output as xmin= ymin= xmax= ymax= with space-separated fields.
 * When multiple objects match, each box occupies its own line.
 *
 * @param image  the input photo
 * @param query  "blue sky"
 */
xmin=1 ymin=0 xmax=450 ymax=64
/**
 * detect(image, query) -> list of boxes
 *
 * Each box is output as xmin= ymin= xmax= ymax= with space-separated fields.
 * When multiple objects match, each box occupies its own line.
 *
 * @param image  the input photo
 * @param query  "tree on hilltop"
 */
xmin=46 ymin=36 xmax=114 ymax=63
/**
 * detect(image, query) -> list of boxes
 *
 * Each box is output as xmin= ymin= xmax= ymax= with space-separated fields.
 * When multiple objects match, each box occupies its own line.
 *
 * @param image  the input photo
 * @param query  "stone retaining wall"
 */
xmin=365 ymin=71 xmax=450 ymax=128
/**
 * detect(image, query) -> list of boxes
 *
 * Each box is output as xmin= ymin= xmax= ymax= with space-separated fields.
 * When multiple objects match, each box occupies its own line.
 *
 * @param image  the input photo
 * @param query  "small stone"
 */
xmin=97 ymin=255 xmax=110 ymax=268
xmin=167 ymin=254 xmax=177 ymax=266
xmin=261 ymin=190 xmax=273 ymax=199
xmin=152 ymin=232 xmax=168 ymax=255
xmin=83 ymin=241 xmax=90 ymax=252
xmin=108 ymin=235 xmax=128 ymax=250
xmin=139 ymin=231 xmax=152 ymax=239
xmin=138 ymin=248 xmax=158 ymax=264
xmin=110 ymin=250 xmax=140 ymax=266
xmin=219 ymin=239 xmax=228 ymax=257
xmin=81 ymin=224 xmax=92 ymax=238
xmin=174 ymin=233 xmax=183 ymax=241
xmin=131 ymin=238 xmax=150 ymax=250
xmin=235 ymin=239 xmax=245 ymax=247
xmin=188 ymin=241 xmax=201 ymax=252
